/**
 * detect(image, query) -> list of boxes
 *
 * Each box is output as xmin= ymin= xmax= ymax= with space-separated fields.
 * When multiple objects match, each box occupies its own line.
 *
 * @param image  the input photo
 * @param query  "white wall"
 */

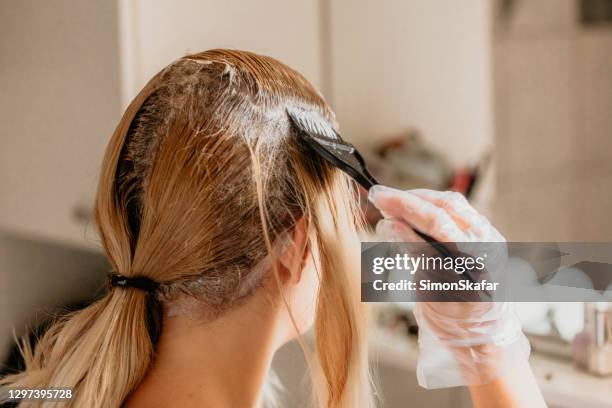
xmin=0 ymin=0 xmax=121 ymax=248
xmin=492 ymin=0 xmax=612 ymax=241
xmin=329 ymin=0 xmax=493 ymax=166
xmin=119 ymin=0 xmax=323 ymax=107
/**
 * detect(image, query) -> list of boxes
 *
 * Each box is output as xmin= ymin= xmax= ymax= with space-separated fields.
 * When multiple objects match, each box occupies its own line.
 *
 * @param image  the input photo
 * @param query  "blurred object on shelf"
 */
xmin=367 ymin=129 xmax=452 ymax=191
xmin=516 ymin=303 xmax=553 ymax=335
xmin=358 ymin=130 xmax=492 ymax=227
xmin=573 ymin=303 xmax=612 ymax=376
xmin=581 ymin=0 xmax=612 ymax=25
xmin=553 ymin=303 xmax=585 ymax=342
xmin=498 ymin=0 xmax=520 ymax=23
xmin=519 ymin=303 xmax=583 ymax=361
xmin=374 ymin=304 xmax=418 ymax=338
xmin=529 ymin=333 xmax=573 ymax=361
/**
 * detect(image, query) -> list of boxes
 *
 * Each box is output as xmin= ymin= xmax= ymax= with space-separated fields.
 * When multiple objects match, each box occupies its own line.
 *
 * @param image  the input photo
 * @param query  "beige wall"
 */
xmin=492 ymin=0 xmax=612 ymax=241
xmin=329 ymin=0 xmax=493 ymax=166
xmin=119 ymin=0 xmax=323 ymax=107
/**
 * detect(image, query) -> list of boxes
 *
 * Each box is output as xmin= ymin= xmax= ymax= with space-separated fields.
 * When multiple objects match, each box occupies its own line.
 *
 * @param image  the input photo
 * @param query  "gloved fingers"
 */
xmin=368 ymin=186 xmax=466 ymax=242
xmin=409 ymin=189 xmax=474 ymax=229
xmin=409 ymin=189 xmax=491 ymax=240
xmin=375 ymin=218 xmax=425 ymax=243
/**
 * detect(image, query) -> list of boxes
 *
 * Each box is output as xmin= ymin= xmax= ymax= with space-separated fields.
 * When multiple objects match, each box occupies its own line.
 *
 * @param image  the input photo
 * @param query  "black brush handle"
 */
xmin=409 ymin=226 xmax=479 ymax=285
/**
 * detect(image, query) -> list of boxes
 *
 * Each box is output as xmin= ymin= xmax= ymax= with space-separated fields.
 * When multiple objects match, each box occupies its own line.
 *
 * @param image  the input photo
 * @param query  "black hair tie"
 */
xmin=108 ymin=272 xmax=163 ymax=346
xmin=108 ymin=273 xmax=159 ymax=292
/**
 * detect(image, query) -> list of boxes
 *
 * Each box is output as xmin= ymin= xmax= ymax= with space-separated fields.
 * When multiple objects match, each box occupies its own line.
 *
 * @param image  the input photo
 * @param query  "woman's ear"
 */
xmin=277 ymin=216 xmax=310 ymax=284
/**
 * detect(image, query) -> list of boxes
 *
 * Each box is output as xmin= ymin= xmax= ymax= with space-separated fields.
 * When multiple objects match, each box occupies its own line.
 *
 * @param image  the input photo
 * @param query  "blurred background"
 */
xmin=1 ymin=0 xmax=611 ymax=407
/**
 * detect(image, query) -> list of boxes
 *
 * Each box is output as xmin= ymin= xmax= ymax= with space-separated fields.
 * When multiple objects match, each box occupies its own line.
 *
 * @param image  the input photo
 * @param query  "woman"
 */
xmin=1 ymin=50 xmax=545 ymax=407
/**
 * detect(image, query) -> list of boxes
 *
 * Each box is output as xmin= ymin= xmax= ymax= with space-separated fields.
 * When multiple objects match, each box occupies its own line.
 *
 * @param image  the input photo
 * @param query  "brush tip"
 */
xmin=285 ymin=106 xmax=338 ymax=140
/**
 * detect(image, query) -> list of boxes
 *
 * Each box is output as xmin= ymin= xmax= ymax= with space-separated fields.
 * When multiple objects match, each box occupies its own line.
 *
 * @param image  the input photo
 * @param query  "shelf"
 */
xmin=369 ymin=329 xmax=612 ymax=408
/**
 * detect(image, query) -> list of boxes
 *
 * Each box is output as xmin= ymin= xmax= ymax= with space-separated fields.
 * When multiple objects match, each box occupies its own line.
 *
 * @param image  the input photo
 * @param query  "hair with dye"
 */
xmin=0 ymin=49 xmax=372 ymax=407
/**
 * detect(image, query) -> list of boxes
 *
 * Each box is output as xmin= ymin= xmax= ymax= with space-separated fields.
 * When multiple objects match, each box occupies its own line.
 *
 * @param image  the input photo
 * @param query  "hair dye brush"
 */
xmin=285 ymin=106 xmax=455 ymax=261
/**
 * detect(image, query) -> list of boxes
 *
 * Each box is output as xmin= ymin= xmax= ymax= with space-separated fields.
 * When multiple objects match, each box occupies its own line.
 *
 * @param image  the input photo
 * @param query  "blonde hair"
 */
xmin=1 ymin=49 xmax=372 ymax=407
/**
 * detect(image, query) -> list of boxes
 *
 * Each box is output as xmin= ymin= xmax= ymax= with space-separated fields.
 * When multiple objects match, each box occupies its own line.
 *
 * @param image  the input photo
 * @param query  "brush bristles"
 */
xmin=286 ymin=106 xmax=339 ymax=140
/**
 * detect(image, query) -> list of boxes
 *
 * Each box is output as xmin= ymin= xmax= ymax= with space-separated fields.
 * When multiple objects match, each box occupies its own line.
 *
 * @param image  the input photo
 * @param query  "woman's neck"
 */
xmin=126 ymin=295 xmax=284 ymax=408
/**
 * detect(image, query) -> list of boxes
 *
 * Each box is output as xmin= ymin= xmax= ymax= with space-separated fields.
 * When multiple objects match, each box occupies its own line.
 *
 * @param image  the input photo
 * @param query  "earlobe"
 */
xmin=294 ymin=240 xmax=310 ymax=283
xmin=278 ymin=216 xmax=310 ymax=284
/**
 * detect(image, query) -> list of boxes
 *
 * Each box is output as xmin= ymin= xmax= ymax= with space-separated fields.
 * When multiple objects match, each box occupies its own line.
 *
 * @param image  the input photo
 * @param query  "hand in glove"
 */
xmin=368 ymin=186 xmax=529 ymax=389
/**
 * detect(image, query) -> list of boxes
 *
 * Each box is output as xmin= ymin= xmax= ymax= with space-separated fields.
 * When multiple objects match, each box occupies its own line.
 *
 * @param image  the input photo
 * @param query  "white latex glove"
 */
xmin=368 ymin=186 xmax=529 ymax=389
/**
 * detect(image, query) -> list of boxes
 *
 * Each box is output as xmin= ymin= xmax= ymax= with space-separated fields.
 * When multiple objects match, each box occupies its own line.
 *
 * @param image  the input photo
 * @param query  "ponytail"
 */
xmin=0 ymin=288 xmax=156 ymax=407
